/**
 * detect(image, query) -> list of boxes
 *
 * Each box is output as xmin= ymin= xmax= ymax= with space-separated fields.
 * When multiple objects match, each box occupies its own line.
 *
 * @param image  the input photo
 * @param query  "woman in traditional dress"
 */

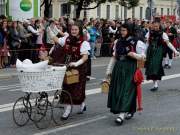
xmin=106 ymin=24 xmax=146 ymax=125
xmin=50 ymin=23 xmax=90 ymax=120
xmin=145 ymin=21 xmax=180 ymax=92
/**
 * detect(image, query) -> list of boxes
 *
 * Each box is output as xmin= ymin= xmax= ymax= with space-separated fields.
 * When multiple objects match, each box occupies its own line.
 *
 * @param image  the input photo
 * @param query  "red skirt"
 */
xmin=61 ymin=62 xmax=88 ymax=105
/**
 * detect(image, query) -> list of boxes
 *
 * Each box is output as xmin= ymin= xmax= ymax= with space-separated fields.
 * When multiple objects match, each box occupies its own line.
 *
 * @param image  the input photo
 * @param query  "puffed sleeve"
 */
xmin=145 ymin=32 xmax=149 ymax=40
xmin=80 ymin=41 xmax=91 ymax=55
xmin=58 ymin=33 xmax=69 ymax=47
xmin=112 ymin=40 xmax=118 ymax=56
xmin=162 ymin=32 xmax=169 ymax=42
xmin=136 ymin=40 xmax=147 ymax=55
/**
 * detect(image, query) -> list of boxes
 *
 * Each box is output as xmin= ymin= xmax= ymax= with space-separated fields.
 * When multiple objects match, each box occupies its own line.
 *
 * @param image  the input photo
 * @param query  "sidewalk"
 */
xmin=0 ymin=57 xmax=110 ymax=79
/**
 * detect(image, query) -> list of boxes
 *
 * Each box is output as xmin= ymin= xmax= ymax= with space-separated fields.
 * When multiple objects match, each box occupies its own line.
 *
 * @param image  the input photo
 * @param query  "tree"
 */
xmin=119 ymin=0 xmax=139 ymax=9
xmin=69 ymin=0 xmax=117 ymax=18
xmin=69 ymin=0 xmax=139 ymax=19
xmin=41 ymin=0 xmax=52 ymax=18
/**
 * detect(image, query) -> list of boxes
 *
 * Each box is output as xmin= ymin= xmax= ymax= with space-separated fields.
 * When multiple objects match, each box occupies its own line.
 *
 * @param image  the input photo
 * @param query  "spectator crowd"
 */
xmin=0 ymin=14 xmax=180 ymax=69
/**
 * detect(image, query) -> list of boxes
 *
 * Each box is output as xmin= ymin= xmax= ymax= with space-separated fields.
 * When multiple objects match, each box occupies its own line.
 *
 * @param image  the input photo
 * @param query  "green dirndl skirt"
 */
xmin=145 ymin=42 xmax=165 ymax=80
xmin=107 ymin=58 xmax=137 ymax=114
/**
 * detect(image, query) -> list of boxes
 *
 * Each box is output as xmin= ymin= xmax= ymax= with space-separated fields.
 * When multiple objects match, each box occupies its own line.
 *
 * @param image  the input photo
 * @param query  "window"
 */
xmin=132 ymin=7 xmax=135 ymax=18
xmin=0 ymin=0 xmax=5 ymax=15
xmin=97 ymin=5 xmax=101 ymax=18
xmin=49 ymin=4 xmax=53 ymax=18
xmin=161 ymin=8 xmax=163 ymax=16
xmin=124 ymin=6 xmax=127 ymax=19
xmin=106 ymin=5 xmax=110 ymax=19
xmin=154 ymin=8 xmax=157 ymax=16
xmin=140 ymin=7 xmax=143 ymax=20
xmin=115 ymin=5 xmax=119 ymax=19
xmin=61 ymin=3 xmax=71 ymax=16
xmin=173 ymin=9 xmax=176 ymax=15
xmin=167 ymin=8 xmax=170 ymax=15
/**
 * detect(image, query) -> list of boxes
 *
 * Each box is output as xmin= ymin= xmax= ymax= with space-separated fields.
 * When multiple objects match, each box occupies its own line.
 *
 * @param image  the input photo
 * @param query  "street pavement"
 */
xmin=0 ymin=57 xmax=180 ymax=135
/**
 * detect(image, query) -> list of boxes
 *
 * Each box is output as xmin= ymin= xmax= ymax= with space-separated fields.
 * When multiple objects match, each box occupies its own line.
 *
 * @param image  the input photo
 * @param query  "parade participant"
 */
xmin=106 ymin=23 xmax=146 ymax=125
xmin=50 ymin=22 xmax=90 ymax=120
xmin=163 ymin=21 xmax=177 ymax=69
xmin=145 ymin=21 xmax=180 ymax=92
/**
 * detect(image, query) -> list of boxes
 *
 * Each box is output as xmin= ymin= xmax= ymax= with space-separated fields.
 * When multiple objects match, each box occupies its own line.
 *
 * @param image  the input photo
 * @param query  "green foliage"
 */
xmin=68 ymin=0 xmax=139 ymax=18
xmin=69 ymin=0 xmax=139 ymax=9
xmin=119 ymin=0 xmax=139 ymax=9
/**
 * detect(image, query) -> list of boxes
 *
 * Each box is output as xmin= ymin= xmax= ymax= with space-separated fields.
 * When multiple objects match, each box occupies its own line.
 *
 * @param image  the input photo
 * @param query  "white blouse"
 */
xmin=58 ymin=35 xmax=90 ymax=55
xmin=145 ymin=32 xmax=169 ymax=42
xmin=112 ymin=40 xmax=147 ymax=56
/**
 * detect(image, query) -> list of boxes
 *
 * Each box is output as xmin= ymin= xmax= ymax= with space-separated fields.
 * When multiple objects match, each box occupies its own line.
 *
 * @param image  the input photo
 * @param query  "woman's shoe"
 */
xmin=125 ymin=113 xmax=134 ymax=120
xmin=61 ymin=115 xmax=69 ymax=120
xmin=77 ymin=102 xmax=87 ymax=114
xmin=61 ymin=105 xmax=71 ymax=120
xmin=77 ymin=106 xmax=86 ymax=114
xmin=150 ymin=87 xmax=158 ymax=92
xmin=115 ymin=116 xmax=124 ymax=125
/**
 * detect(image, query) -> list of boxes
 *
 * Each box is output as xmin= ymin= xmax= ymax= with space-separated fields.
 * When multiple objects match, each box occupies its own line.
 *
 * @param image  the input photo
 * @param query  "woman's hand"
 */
xmin=128 ymin=52 xmax=146 ymax=61
xmin=175 ymin=51 xmax=180 ymax=57
xmin=69 ymin=62 xmax=77 ymax=67
xmin=69 ymin=59 xmax=84 ymax=67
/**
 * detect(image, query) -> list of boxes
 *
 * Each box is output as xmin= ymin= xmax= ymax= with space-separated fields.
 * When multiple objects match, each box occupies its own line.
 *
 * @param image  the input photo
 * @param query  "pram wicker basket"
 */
xmin=17 ymin=66 xmax=66 ymax=93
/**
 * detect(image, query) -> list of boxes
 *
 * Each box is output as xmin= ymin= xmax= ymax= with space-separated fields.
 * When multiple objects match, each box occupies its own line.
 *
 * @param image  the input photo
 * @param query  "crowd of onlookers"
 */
xmin=0 ymin=14 xmax=180 ymax=69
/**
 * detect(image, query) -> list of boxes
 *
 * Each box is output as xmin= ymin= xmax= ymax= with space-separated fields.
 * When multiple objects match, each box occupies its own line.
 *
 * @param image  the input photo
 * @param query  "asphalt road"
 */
xmin=0 ymin=58 xmax=180 ymax=135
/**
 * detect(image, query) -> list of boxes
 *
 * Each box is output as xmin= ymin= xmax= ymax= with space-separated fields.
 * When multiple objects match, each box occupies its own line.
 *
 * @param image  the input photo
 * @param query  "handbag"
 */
xmin=64 ymin=69 xmax=79 ymax=85
xmin=101 ymin=76 xmax=110 ymax=94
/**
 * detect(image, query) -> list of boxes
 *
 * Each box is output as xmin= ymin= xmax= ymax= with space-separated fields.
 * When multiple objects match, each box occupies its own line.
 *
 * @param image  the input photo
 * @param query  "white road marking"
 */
xmin=34 ymin=115 xmax=107 ymax=135
xmin=92 ymin=64 xmax=107 ymax=68
xmin=0 ymin=88 xmax=101 ymax=113
xmin=88 ymin=76 xmax=96 ymax=80
xmin=0 ymin=73 xmax=180 ymax=113
xmin=0 ymin=84 xmax=20 ymax=89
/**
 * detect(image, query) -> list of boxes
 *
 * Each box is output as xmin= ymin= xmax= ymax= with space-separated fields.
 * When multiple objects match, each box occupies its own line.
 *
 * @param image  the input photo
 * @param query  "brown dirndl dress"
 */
xmin=60 ymin=36 xmax=88 ymax=105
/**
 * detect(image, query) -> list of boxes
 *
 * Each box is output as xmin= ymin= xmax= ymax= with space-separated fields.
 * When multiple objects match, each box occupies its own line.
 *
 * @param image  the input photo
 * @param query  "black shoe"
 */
xmin=167 ymin=65 xmax=171 ymax=69
xmin=163 ymin=64 xmax=168 ymax=69
xmin=61 ymin=114 xmax=70 ymax=120
xmin=125 ymin=113 xmax=134 ymax=120
xmin=77 ymin=106 xmax=87 ymax=114
xmin=150 ymin=87 xmax=158 ymax=92
xmin=86 ymin=77 xmax=90 ymax=81
xmin=115 ymin=117 xmax=124 ymax=125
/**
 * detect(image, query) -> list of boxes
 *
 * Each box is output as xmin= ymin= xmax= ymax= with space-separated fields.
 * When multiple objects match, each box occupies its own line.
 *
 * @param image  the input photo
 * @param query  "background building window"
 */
xmin=61 ymin=3 xmax=71 ymax=16
xmin=167 ymin=8 xmax=170 ymax=15
xmin=124 ymin=6 xmax=127 ymax=19
xmin=173 ymin=8 xmax=176 ymax=15
xmin=49 ymin=4 xmax=53 ymax=18
xmin=140 ymin=7 xmax=143 ymax=20
xmin=106 ymin=5 xmax=110 ymax=19
xmin=132 ymin=7 xmax=135 ymax=18
xmin=161 ymin=8 xmax=163 ymax=16
xmin=115 ymin=5 xmax=119 ymax=19
xmin=0 ymin=0 xmax=5 ymax=15
xmin=153 ymin=8 xmax=157 ymax=16
xmin=97 ymin=5 xmax=101 ymax=18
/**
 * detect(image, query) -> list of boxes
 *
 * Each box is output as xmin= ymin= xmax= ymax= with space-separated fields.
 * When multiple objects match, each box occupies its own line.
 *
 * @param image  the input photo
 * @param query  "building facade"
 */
xmin=0 ymin=0 xmax=178 ymax=20
xmin=46 ymin=0 xmax=177 ymax=20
